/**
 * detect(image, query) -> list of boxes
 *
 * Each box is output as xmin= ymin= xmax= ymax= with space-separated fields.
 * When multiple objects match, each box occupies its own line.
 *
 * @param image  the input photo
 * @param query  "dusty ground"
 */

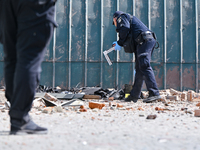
xmin=1 ymin=92 xmax=200 ymax=150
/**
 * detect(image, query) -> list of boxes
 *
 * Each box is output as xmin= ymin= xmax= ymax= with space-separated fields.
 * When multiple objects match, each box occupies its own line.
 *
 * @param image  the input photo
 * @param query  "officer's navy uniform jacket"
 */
xmin=115 ymin=13 xmax=160 ymax=99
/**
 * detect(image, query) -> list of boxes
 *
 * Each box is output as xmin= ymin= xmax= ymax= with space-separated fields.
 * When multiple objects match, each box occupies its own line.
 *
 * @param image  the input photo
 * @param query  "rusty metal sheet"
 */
xmin=166 ymin=64 xmax=180 ymax=91
xmin=151 ymin=63 xmax=164 ymax=90
xmin=182 ymin=64 xmax=196 ymax=90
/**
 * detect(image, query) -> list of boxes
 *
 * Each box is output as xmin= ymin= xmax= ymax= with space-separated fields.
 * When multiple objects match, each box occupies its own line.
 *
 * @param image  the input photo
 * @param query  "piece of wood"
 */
xmin=83 ymin=95 xmax=101 ymax=99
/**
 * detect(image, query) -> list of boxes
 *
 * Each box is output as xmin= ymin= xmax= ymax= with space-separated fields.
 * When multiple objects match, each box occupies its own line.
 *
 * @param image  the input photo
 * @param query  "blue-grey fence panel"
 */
xmin=102 ymin=0 xmax=117 ymax=63
xmin=182 ymin=0 xmax=196 ymax=63
xmin=1 ymin=0 xmax=200 ymax=92
xmin=40 ymin=62 xmax=53 ymax=86
xmin=71 ymin=62 xmax=85 ymax=87
xmin=0 ymin=62 xmax=4 ymax=85
xmin=87 ymin=0 xmax=101 ymax=62
xmin=166 ymin=0 xmax=180 ymax=63
xmin=70 ymin=0 xmax=85 ymax=62
xmin=118 ymin=63 xmax=134 ymax=87
xmin=151 ymin=0 xmax=164 ymax=63
xmin=135 ymin=0 xmax=149 ymax=26
xmin=87 ymin=63 xmax=101 ymax=87
xmin=198 ymin=0 xmax=200 ymax=63
xmin=0 ymin=44 xmax=3 ymax=61
xmin=55 ymin=0 xmax=69 ymax=62
xmin=102 ymin=62 xmax=118 ymax=88
xmin=55 ymin=62 xmax=69 ymax=89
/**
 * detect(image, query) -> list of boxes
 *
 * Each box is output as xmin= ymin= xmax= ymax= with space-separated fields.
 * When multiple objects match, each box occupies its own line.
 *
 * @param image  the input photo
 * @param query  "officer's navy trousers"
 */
xmin=130 ymin=38 xmax=160 ymax=98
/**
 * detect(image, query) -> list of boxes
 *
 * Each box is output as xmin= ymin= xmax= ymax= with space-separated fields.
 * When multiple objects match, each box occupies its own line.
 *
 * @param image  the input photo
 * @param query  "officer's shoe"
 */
xmin=143 ymin=95 xmax=161 ymax=103
xmin=125 ymin=95 xmax=138 ymax=102
xmin=10 ymin=119 xmax=47 ymax=135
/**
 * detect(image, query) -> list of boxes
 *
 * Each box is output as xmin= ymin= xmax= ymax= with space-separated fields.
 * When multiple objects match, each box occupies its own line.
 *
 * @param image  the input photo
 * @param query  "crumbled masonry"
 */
xmin=0 ymin=88 xmax=200 ymax=118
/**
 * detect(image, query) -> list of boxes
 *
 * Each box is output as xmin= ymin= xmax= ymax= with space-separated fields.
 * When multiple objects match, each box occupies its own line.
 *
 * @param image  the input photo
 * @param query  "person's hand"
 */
xmin=112 ymin=41 xmax=121 ymax=51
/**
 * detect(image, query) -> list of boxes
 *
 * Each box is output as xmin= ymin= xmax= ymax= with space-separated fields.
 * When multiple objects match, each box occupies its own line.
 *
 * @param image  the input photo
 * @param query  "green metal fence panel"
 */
xmin=0 ymin=44 xmax=3 ymax=61
xmin=166 ymin=0 xmax=180 ymax=63
xmin=182 ymin=0 xmax=196 ymax=63
xmin=0 ymin=0 xmax=200 ymax=92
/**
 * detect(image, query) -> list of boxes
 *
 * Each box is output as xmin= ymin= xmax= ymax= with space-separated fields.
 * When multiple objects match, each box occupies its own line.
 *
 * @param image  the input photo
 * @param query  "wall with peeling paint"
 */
xmin=0 ymin=0 xmax=200 ymax=92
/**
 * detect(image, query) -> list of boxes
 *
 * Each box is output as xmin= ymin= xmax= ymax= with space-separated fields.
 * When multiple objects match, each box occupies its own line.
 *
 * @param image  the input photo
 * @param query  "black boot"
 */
xmin=124 ymin=95 xmax=138 ymax=102
xmin=10 ymin=117 xmax=47 ymax=135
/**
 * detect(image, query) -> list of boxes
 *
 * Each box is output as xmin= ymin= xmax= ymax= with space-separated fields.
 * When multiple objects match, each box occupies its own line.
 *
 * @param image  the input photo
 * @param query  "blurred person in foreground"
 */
xmin=0 ymin=0 xmax=57 ymax=134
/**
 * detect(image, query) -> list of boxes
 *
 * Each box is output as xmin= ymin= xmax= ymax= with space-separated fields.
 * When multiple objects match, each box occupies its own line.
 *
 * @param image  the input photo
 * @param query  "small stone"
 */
xmin=139 ymin=112 xmax=145 ymax=117
xmin=146 ymin=115 xmax=157 ymax=119
xmin=42 ymin=107 xmax=53 ymax=114
xmin=53 ymin=106 xmax=63 ymax=113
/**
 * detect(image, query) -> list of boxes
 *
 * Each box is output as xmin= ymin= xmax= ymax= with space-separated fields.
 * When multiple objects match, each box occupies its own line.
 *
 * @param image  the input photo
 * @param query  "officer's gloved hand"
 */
xmin=112 ymin=41 xmax=121 ymax=51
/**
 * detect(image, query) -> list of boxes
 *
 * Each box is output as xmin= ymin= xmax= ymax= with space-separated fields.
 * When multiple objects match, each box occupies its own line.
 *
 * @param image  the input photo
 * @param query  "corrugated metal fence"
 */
xmin=0 ymin=0 xmax=200 ymax=91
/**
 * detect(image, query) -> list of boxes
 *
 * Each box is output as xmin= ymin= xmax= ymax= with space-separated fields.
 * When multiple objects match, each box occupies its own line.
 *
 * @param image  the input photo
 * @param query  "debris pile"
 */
xmin=1 ymin=86 xmax=200 ymax=119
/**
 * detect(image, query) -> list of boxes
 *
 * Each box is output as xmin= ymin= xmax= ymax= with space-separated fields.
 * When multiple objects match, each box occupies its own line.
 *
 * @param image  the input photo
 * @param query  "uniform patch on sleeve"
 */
xmin=117 ymin=17 xmax=122 ymax=23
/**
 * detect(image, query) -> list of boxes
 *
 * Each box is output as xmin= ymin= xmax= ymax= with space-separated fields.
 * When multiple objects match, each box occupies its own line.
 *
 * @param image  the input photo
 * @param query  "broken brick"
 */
xmin=108 ymin=97 xmax=114 ymax=101
xmin=155 ymin=107 xmax=163 ymax=111
xmin=170 ymin=88 xmax=180 ymax=95
xmin=187 ymin=90 xmax=195 ymax=101
xmin=194 ymin=110 xmax=200 ymax=117
xmin=117 ymin=103 xmax=123 ymax=108
xmin=138 ymin=107 xmax=144 ymax=111
xmin=89 ymin=102 xmax=105 ymax=109
xmin=109 ymin=102 xmax=117 ymax=107
xmin=80 ymin=105 xmax=85 ymax=109
xmin=79 ymin=108 xmax=87 ymax=112
xmin=196 ymin=103 xmax=200 ymax=107
xmin=44 ymin=93 xmax=57 ymax=102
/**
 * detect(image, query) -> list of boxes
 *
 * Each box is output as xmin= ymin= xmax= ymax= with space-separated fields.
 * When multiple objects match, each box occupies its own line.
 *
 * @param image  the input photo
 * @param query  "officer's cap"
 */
xmin=113 ymin=11 xmax=124 ymax=25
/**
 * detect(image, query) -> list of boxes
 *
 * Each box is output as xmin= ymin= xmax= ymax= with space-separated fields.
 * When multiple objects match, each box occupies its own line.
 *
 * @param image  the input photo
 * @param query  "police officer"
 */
xmin=0 ymin=0 xmax=57 ymax=134
xmin=112 ymin=11 xmax=161 ymax=103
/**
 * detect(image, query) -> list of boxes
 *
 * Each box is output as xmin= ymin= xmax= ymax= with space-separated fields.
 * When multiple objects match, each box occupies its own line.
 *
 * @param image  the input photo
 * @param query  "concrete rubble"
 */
xmin=0 ymin=88 xmax=200 ymax=118
xmin=1 ymin=87 xmax=200 ymax=149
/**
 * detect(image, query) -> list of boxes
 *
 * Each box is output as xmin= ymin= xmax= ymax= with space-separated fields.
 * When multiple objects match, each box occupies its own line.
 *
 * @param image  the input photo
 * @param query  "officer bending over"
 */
xmin=112 ymin=11 xmax=161 ymax=103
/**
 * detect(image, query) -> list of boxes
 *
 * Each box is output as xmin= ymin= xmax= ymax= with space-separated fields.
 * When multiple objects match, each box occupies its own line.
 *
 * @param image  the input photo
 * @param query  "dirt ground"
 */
xmin=1 ymin=92 xmax=200 ymax=150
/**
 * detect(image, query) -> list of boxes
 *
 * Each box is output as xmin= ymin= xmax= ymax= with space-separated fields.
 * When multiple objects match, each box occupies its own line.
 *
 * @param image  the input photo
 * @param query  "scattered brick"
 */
xmin=108 ymin=97 xmax=114 ymax=101
xmin=117 ymin=104 xmax=123 ymax=108
xmin=155 ymin=107 xmax=163 ymax=111
xmin=89 ymin=102 xmax=105 ymax=109
xmin=138 ymin=107 xmax=144 ymax=111
xmin=194 ymin=110 xmax=200 ymax=117
xmin=44 ymin=93 xmax=57 ymax=102
xmin=79 ymin=108 xmax=87 ymax=112
xmin=80 ymin=105 xmax=85 ymax=109
xmin=196 ymin=103 xmax=200 ymax=106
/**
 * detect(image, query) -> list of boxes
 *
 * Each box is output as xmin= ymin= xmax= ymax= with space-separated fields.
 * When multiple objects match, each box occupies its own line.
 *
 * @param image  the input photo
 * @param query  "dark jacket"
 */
xmin=116 ymin=13 xmax=150 ymax=46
